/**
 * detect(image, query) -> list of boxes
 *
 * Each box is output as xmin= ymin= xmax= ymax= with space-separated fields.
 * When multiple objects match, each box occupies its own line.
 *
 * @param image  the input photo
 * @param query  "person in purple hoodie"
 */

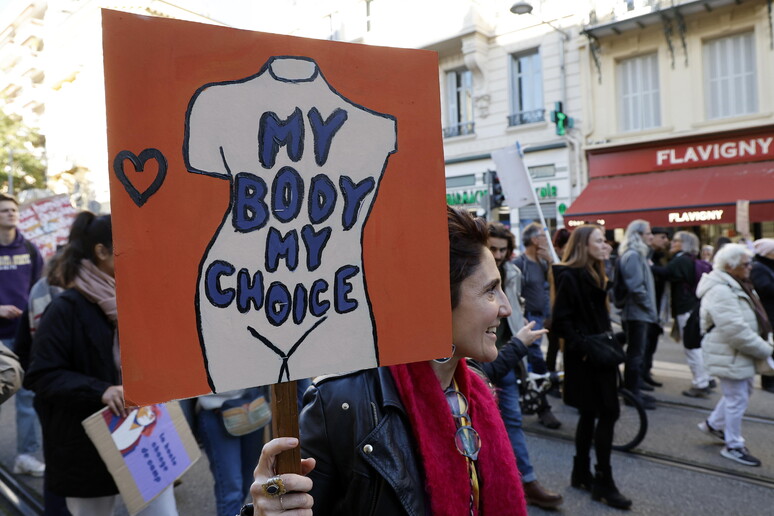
xmin=0 ymin=193 xmax=45 ymax=477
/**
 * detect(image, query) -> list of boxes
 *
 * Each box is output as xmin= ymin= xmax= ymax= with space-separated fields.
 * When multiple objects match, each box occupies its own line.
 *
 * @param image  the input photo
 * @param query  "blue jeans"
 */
xmin=524 ymin=313 xmax=548 ymax=375
xmin=1 ymin=338 xmax=42 ymax=456
xmin=496 ymin=370 xmax=535 ymax=483
xmin=197 ymin=407 xmax=265 ymax=516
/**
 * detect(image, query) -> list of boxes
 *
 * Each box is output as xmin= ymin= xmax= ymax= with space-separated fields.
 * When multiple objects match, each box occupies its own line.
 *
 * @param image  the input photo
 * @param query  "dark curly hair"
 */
xmin=487 ymin=222 xmax=515 ymax=259
xmin=448 ymin=206 xmax=489 ymax=309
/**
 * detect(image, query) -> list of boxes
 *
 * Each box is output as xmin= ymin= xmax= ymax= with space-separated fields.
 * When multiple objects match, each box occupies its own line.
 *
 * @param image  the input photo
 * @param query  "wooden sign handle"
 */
xmin=270 ymin=381 xmax=302 ymax=475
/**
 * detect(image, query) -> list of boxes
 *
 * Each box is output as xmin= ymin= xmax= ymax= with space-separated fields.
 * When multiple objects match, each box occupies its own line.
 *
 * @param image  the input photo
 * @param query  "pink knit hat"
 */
xmin=753 ymin=238 xmax=774 ymax=257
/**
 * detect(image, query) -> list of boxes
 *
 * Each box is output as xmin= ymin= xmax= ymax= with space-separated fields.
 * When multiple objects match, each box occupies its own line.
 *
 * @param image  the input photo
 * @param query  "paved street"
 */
xmin=520 ymin=327 xmax=774 ymax=515
xmin=1 ymin=329 xmax=773 ymax=515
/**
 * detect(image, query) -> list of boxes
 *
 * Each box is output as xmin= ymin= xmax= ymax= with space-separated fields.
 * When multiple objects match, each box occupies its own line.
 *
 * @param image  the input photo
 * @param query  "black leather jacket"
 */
xmin=300 ymin=367 xmax=426 ymax=516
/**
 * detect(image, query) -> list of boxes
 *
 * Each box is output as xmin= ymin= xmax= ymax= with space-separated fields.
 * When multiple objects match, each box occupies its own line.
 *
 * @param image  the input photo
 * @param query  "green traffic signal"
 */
xmin=555 ymin=111 xmax=567 ymax=135
xmin=550 ymin=101 xmax=573 ymax=136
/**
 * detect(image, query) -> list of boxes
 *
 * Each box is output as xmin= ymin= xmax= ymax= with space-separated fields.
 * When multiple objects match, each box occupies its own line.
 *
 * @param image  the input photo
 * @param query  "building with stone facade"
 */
xmin=567 ymin=0 xmax=774 ymax=241
xmin=3 ymin=0 xmax=771 ymax=241
xmin=271 ymin=0 xmax=589 ymax=239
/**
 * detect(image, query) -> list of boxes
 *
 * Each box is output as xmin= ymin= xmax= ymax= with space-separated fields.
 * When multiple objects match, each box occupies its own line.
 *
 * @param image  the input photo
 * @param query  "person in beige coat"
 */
xmin=696 ymin=243 xmax=774 ymax=467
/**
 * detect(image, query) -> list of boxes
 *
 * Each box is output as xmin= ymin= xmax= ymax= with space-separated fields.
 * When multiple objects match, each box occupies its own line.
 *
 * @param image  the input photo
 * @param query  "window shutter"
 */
xmin=704 ymin=32 xmax=756 ymax=120
xmin=618 ymin=53 xmax=660 ymax=132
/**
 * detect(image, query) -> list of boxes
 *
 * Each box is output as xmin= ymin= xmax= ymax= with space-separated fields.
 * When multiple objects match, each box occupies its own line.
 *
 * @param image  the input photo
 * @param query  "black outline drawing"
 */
xmin=248 ymin=317 xmax=328 ymax=382
xmin=183 ymin=56 xmax=397 ymax=391
xmin=113 ymin=148 xmax=168 ymax=207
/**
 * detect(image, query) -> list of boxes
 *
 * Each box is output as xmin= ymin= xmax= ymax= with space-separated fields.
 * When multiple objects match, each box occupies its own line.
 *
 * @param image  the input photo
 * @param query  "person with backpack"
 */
xmin=0 ymin=193 xmax=45 ymax=478
xmin=667 ymin=231 xmax=715 ymax=398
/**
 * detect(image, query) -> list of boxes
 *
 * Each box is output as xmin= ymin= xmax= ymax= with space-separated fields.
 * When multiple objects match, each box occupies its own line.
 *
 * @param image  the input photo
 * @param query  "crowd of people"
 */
xmin=3 ymin=188 xmax=774 ymax=515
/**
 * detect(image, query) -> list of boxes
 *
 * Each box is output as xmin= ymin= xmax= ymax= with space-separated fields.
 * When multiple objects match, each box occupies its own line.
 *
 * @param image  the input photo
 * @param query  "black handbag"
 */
xmin=584 ymin=332 xmax=625 ymax=368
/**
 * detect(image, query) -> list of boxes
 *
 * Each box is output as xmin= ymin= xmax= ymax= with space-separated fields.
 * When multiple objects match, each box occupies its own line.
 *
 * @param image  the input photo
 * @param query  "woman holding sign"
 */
xmin=24 ymin=213 xmax=178 ymax=516
xmin=248 ymin=206 xmax=528 ymax=515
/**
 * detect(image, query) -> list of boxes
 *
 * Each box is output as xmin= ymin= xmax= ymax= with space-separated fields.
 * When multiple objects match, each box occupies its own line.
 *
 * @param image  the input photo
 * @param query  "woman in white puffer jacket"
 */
xmin=696 ymin=244 xmax=774 ymax=467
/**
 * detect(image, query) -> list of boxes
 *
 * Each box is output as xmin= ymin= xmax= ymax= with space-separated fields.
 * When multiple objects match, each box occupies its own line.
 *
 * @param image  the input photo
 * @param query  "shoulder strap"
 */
xmin=22 ymin=238 xmax=42 ymax=284
xmin=21 ymin=237 xmax=39 ymax=261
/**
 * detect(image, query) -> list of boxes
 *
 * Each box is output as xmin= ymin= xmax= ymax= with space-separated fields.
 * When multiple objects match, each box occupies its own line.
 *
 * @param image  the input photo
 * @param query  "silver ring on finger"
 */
xmin=279 ymin=495 xmax=285 ymax=511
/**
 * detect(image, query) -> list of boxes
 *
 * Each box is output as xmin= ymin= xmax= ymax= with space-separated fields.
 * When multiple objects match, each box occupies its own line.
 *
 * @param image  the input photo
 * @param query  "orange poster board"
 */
xmin=102 ymin=10 xmax=450 ymax=405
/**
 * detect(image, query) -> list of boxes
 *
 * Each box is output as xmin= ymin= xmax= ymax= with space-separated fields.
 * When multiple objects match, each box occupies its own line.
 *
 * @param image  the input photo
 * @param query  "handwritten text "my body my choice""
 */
xmin=205 ymin=107 xmax=377 ymax=327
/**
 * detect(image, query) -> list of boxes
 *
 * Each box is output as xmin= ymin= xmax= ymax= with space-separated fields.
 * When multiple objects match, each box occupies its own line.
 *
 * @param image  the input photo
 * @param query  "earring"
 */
xmin=433 ymin=344 xmax=456 ymax=364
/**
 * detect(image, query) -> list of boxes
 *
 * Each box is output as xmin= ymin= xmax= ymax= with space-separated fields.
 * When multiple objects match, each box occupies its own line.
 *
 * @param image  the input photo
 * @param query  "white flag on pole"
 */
xmin=491 ymin=143 xmax=533 ymax=209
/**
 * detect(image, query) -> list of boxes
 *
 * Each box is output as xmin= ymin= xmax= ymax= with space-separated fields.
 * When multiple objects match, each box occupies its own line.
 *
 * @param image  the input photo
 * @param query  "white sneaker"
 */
xmin=13 ymin=454 xmax=45 ymax=477
xmin=698 ymin=420 xmax=725 ymax=443
xmin=720 ymin=447 xmax=761 ymax=467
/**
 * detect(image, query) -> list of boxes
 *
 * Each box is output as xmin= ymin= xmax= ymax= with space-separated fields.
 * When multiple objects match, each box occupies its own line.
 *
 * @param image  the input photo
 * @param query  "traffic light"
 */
xmin=550 ymin=101 xmax=574 ymax=136
xmin=490 ymin=170 xmax=505 ymax=209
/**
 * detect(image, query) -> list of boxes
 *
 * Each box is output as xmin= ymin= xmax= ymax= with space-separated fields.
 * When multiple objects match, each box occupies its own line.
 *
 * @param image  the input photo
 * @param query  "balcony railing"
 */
xmin=507 ymin=109 xmax=545 ymax=127
xmin=443 ymin=121 xmax=475 ymax=138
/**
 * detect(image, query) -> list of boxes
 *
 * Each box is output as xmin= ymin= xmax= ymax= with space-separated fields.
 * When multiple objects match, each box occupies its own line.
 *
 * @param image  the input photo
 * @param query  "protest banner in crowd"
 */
xmin=18 ymin=194 xmax=77 ymax=260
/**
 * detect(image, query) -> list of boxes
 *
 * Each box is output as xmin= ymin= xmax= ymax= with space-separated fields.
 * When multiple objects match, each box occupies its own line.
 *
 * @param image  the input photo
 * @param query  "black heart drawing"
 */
xmin=113 ymin=148 xmax=168 ymax=207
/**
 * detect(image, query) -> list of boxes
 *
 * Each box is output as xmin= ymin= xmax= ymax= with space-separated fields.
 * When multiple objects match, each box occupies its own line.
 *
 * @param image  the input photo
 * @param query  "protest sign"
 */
xmin=102 ymin=10 xmax=449 ymax=404
xmin=18 ymin=194 xmax=77 ymax=260
xmin=82 ymin=402 xmax=200 ymax=515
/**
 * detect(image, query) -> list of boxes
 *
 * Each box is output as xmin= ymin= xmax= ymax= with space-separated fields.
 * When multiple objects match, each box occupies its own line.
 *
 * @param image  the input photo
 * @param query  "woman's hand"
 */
xmin=516 ymin=320 xmax=548 ymax=347
xmin=101 ymin=385 xmax=127 ymax=417
xmin=250 ymin=437 xmax=316 ymax=515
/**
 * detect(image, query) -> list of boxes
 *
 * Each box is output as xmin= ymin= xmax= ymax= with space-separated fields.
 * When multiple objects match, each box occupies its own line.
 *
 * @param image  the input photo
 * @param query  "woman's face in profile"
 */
xmin=587 ymin=229 xmax=607 ymax=261
xmin=451 ymin=249 xmax=512 ymax=363
xmin=95 ymin=243 xmax=116 ymax=278
xmin=727 ymin=255 xmax=753 ymax=281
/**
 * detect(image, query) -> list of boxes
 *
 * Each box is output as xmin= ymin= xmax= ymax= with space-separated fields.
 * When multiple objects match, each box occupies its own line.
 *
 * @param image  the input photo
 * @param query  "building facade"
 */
xmin=566 ymin=0 xmax=774 ymax=241
xmin=271 ymin=0 xmax=590 ymax=239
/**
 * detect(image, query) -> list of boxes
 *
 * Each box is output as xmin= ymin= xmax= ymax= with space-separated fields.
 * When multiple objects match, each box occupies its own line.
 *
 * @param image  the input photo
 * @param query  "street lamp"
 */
xmin=510 ymin=2 xmax=570 ymax=40
xmin=510 ymin=1 xmax=581 ymax=206
xmin=509 ymin=2 xmax=534 ymax=16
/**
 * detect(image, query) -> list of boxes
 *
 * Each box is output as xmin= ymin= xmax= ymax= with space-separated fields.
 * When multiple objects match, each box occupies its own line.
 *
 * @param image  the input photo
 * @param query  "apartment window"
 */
xmin=508 ymin=50 xmax=544 ymax=126
xmin=618 ymin=53 xmax=660 ymax=132
xmin=444 ymin=69 xmax=474 ymax=138
xmin=365 ymin=0 xmax=373 ymax=32
xmin=704 ymin=32 xmax=757 ymax=120
xmin=529 ymin=164 xmax=555 ymax=179
xmin=446 ymin=174 xmax=476 ymax=188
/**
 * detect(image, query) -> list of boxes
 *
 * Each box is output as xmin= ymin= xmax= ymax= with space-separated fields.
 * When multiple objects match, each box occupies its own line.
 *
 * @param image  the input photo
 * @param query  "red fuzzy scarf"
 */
xmin=389 ymin=361 xmax=526 ymax=516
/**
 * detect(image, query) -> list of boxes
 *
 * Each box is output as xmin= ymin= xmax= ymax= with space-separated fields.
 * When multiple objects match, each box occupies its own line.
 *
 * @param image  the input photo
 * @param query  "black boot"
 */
xmin=571 ymin=456 xmax=593 ymax=491
xmin=591 ymin=465 xmax=632 ymax=509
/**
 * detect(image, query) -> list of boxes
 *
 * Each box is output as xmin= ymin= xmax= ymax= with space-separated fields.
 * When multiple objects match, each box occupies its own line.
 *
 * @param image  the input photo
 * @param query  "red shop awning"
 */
xmin=563 ymin=161 xmax=774 ymax=229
